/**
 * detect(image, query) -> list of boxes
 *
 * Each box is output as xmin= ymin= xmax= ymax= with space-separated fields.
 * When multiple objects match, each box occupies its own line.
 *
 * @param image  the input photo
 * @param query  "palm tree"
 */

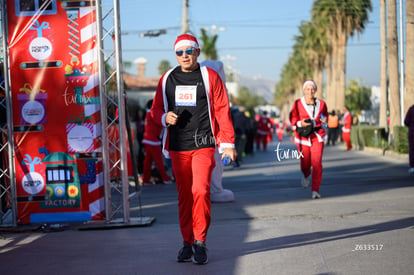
xmin=293 ymin=24 xmax=313 ymax=84
xmin=274 ymin=53 xmax=305 ymax=119
xmin=312 ymin=0 xmax=372 ymax=111
xmin=307 ymin=9 xmax=334 ymax=109
xmin=387 ymin=0 xmax=401 ymax=138
xmin=406 ymin=0 xmax=414 ymax=113
xmin=295 ymin=21 xmax=328 ymax=100
xmin=275 ymin=21 xmax=327 ymax=117
xmin=379 ymin=0 xmax=388 ymax=128
xmin=312 ymin=0 xmax=340 ymax=110
xmin=158 ymin=60 xmax=171 ymax=76
xmin=199 ymin=28 xmax=218 ymax=60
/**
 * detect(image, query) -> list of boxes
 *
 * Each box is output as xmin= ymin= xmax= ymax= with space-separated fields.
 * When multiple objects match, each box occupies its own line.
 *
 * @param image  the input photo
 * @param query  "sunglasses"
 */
xmin=175 ymin=48 xmax=195 ymax=56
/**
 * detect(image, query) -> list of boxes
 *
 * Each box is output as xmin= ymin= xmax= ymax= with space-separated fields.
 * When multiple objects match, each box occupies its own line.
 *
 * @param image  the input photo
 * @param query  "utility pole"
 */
xmin=399 ymin=0 xmax=405 ymax=125
xmin=379 ymin=0 xmax=388 ymax=128
xmin=181 ymin=0 xmax=189 ymax=34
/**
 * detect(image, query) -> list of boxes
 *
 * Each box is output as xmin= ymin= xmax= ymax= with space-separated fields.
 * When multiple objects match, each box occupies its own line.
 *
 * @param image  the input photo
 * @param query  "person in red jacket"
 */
xmin=150 ymin=34 xmax=236 ymax=265
xmin=289 ymin=80 xmax=328 ymax=199
xmin=255 ymin=110 xmax=273 ymax=151
xmin=276 ymin=120 xmax=285 ymax=141
xmin=142 ymin=99 xmax=172 ymax=184
xmin=341 ymin=106 xmax=352 ymax=151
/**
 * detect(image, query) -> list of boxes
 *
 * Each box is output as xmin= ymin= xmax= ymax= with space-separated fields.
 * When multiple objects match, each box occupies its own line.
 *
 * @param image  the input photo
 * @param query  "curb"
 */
xmin=360 ymin=146 xmax=408 ymax=162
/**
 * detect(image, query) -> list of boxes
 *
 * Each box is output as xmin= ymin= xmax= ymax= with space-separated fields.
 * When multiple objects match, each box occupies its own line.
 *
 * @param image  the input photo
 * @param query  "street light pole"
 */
xmin=181 ymin=0 xmax=189 ymax=34
xmin=399 ymin=0 xmax=405 ymax=125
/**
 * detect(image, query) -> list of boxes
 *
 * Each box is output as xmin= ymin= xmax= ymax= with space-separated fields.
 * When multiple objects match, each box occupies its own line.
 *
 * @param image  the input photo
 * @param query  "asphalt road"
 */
xmin=1 ymin=137 xmax=413 ymax=275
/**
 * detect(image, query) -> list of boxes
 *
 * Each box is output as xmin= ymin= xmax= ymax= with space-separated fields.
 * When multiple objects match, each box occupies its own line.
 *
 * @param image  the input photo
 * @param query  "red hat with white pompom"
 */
xmin=174 ymin=34 xmax=199 ymax=51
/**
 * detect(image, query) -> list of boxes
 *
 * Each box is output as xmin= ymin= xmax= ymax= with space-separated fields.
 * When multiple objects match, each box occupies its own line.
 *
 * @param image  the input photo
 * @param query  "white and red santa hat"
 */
xmin=302 ymin=79 xmax=317 ymax=92
xmin=174 ymin=34 xmax=199 ymax=51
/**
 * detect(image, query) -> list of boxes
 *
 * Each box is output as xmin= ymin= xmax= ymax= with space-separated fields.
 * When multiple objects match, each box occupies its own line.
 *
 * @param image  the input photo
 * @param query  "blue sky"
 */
xmin=119 ymin=0 xmax=391 ymax=87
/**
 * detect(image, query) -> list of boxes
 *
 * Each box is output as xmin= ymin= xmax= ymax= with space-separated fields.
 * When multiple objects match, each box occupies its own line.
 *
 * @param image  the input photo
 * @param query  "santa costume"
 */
xmin=289 ymin=80 xmax=328 ymax=196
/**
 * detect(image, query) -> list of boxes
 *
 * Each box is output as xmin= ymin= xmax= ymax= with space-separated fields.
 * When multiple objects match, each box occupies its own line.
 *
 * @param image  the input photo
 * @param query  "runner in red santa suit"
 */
xmin=142 ymin=99 xmax=172 ymax=184
xmin=151 ymin=34 xmax=236 ymax=265
xmin=276 ymin=120 xmax=285 ymax=141
xmin=289 ymin=80 xmax=328 ymax=199
xmin=255 ymin=110 xmax=273 ymax=151
xmin=341 ymin=106 xmax=352 ymax=151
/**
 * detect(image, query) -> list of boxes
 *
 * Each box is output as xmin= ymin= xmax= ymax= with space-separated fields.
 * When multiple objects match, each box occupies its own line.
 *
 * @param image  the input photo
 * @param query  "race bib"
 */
xmin=175 ymin=86 xmax=197 ymax=106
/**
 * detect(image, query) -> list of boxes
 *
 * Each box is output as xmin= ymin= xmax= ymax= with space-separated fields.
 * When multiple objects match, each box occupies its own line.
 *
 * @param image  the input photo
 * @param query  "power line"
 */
xmin=122 ymin=42 xmax=380 ymax=53
xmin=121 ymin=26 xmax=180 ymax=36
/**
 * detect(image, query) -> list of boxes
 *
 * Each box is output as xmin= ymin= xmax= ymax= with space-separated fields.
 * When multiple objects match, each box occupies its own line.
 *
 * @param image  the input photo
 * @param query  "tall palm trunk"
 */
xmin=326 ymin=36 xmax=336 ymax=110
xmin=387 ymin=0 xmax=401 ymax=138
xmin=379 ymin=0 xmax=388 ymax=128
xmin=406 ymin=0 xmax=414 ymax=113
xmin=312 ymin=69 xmax=323 ymax=101
xmin=281 ymin=103 xmax=290 ymax=122
xmin=333 ymin=37 xmax=342 ymax=111
xmin=337 ymin=29 xmax=347 ymax=111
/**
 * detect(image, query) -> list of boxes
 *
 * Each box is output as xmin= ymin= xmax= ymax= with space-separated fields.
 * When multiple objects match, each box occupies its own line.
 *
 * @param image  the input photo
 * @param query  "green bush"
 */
xmin=361 ymin=127 xmax=388 ymax=148
xmin=350 ymin=126 xmax=360 ymax=149
xmin=393 ymin=126 xmax=409 ymax=153
xmin=350 ymin=125 xmax=408 ymax=154
xmin=351 ymin=125 xmax=388 ymax=150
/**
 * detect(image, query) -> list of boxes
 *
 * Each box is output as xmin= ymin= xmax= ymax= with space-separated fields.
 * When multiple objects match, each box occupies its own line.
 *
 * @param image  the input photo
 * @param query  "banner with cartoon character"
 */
xmin=7 ymin=0 xmax=105 ymax=224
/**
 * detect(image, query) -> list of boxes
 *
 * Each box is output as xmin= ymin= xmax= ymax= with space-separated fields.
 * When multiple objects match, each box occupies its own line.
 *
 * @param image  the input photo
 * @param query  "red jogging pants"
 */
xmin=170 ymin=147 xmax=215 ymax=244
xmin=255 ymin=134 xmax=268 ymax=151
xmin=143 ymin=144 xmax=171 ymax=183
xmin=343 ymin=131 xmax=352 ymax=150
xmin=296 ymin=137 xmax=324 ymax=193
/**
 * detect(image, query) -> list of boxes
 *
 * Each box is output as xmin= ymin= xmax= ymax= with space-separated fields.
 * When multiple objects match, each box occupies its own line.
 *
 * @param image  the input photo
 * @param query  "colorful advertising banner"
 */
xmin=7 ymin=0 xmax=105 ymax=224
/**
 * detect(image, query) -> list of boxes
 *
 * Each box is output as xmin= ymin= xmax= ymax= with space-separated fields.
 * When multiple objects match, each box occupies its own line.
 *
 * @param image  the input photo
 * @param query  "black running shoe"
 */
xmin=176 ymin=243 xmax=192 ymax=262
xmin=192 ymin=240 xmax=208 ymax=265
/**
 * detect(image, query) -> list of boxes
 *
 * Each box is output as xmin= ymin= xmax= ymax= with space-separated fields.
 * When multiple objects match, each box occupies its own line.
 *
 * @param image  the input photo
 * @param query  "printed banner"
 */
xmin=7 ymin=0 xmax=105 ymax=224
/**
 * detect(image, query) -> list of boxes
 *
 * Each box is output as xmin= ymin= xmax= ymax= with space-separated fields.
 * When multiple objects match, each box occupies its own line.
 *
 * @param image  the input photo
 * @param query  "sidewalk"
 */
xmin=0 ymin=138 xmax=413 ymax=275
xmin=359 ymin=145 xmax=409 ymax=162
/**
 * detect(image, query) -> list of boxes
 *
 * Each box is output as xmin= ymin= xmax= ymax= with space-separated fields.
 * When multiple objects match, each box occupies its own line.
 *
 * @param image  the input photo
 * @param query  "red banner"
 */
xmin=7 ymin=0 xmax=105 ymax=224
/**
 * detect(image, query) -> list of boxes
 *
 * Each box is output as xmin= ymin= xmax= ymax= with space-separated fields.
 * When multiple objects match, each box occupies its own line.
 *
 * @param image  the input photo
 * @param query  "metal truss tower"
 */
xmin=0 ymin=0 xmax=17 ymax=227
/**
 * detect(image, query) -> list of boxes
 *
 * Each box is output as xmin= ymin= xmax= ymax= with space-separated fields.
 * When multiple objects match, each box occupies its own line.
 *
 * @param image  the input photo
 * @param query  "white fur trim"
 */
xmin=142 ymin=139 xmax=161 ymax=146
xmin=174 ymin=40 xmax=199 ymax=51
xmin=218 ymin=143 xmax=235 ymax=153
xmin=303 ymin=80 xmax=317 ymax=91
xmin=294 ymin=137 xmax=312 ymax=147
xmin=161 ymin=113 xmax=168 ymax=127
